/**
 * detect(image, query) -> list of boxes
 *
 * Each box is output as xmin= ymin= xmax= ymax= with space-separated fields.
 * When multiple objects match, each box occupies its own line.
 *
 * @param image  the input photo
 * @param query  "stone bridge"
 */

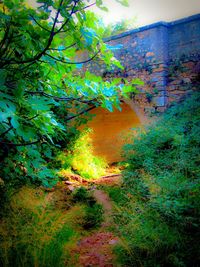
xmin=81 ymin=14 xmax=200 ymax=163
xmin=83 ymin=14 xmax=200 ymax=113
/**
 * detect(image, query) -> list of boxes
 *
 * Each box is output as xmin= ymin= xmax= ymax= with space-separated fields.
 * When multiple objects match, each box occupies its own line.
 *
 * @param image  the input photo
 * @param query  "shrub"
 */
xmin=72 ymin=187 xmax=104 ymax=229
xmin=112 ymin=92 xmax=200 ymax=266
xmin=83 ymin=203 xmax=104 ymax=229
xmin=72 ymin=187 xmax=89 ymax=203
xmin=57 ymin=128 xmax=107 ymax=180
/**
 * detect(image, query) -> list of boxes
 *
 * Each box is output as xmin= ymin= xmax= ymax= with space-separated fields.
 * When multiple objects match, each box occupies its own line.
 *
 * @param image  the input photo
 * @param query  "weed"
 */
xmin=0 ymin=186 xmax=85 ymax=267
xmin=83 ymin=203 xmax=104 ymax=229
xmin=110 ymin=92 xmax=200 ymax=266
xmin=72 ymin=187 xmax=89 ymax=203
xmin=72 ymin=187 xmax=104 ymax=229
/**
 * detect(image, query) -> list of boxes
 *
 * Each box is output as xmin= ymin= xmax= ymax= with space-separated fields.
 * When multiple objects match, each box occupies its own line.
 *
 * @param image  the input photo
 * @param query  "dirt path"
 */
xmin=75 ymin=231 xmax=118 ymax=267
xmin=73 ymin=175 xmax=121 ymax=267
xmin=93 ymin=189 xmax=113 ymax=227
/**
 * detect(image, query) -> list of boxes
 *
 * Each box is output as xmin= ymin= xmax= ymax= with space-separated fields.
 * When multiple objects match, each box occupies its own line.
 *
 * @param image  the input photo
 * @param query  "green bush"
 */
xmin=83 ymin=203 xmax=104 ymax=229
xmin=103 ymin=186 xmax=129 ymax=206
xmin=112 ymin=92 xmax=200 ymax=266
xmin=72 ymin=186 xmax=96 ymax=206
xmin=72 ymin=187 xmax=103 ymax=229
xmin=57 ymin=128 xmax=107 ymax=180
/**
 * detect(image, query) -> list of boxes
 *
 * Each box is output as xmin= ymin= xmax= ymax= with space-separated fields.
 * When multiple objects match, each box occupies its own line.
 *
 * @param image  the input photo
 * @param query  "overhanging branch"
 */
xmin=0 ymin=139 xmax=41 ymax=147
xmin=25 ymin=90 xmax=95 ymax=104
xmin=30 ymin=15 xmax=51 ymax=33
xmin=66 ymin=105 xmax=98 ymax=121
xmin=45 ymin=49 xmax=100 ymax=64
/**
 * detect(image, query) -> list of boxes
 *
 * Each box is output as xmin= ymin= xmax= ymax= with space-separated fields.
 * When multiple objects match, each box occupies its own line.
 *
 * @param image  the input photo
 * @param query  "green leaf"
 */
xmin=102 ymin=86 xmax=114 ymax=97
xmin=81 ymin=27 xmax=98 ymax=46
xmin=96 ymin=0 xmax=108 ymax=11
xmin=102 ymin=99 xmax=113 ymax=112
xmin=132 ymin=78 xmax=144 ymax=86
xmin=116 ymin=0 xmax=129 ymax=7
xmin=11 ymin=116 xmax=20 ymax=129
xmin=27 ymin=97 xmax=52 ymax=111
xmin=111 ymin=57 xmax=124 ymax=69
xmin=0 ymin=70 xmax=6 ymax=86
xmin=122 ymin=85 xmax=134 ymax=93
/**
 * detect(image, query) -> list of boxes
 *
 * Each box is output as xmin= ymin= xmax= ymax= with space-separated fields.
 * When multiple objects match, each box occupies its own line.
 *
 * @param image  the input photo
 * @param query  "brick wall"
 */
xmin=84 ymin=14 xmax=200 ymax=115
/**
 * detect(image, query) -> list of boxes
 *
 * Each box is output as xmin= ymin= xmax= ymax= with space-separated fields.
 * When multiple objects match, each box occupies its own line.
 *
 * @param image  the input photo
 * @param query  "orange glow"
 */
xmin=84 ymin=102 xmax=140 ymax=163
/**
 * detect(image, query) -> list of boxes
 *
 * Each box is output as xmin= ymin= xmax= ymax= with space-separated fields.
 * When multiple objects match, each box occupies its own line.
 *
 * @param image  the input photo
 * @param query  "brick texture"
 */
xmin=83 ymin=14 xmax=200 ymax=115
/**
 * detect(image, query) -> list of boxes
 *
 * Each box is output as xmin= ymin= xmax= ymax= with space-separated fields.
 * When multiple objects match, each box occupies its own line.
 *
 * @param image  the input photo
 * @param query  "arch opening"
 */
xmin=85 ymin=102 xmax=141 ymax=164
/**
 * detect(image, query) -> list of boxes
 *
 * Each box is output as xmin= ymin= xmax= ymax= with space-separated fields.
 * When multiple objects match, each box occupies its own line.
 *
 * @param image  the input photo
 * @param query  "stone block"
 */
xmin=153 ymin=95 xmax=166 ymax=107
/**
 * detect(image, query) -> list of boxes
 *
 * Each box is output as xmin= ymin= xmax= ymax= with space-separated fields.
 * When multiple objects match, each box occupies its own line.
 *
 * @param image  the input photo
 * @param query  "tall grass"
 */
xmin=0 ymin=185 xmax=105 ymax=267
xmin=108 ymin=92 xmax=200 ymax=266
xmin=0 ymin=187 xmax=84 ymax=267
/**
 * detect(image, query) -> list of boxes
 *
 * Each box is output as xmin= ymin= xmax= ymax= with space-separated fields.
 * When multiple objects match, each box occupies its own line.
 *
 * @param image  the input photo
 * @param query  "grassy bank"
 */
xmin=0 ymin=185 xmax=103 ymax=267
xmin=105 ymin=92 xmax=200 ymax=266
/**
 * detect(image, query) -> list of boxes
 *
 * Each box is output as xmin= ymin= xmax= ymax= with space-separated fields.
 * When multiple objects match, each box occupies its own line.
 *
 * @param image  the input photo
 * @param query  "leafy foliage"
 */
xmin=58 ymin=128 xmax=107 ymax=179
xmin=0 ymin=0 xmax=138 ymax=187
xmin=109 ymin=92 xmax=200 ymax=266
xmin=103 ymin=18 xmax=137 ymax=38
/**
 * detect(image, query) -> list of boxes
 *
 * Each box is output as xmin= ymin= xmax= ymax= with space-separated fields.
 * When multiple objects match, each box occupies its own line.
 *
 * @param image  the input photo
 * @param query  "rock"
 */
xmin=67 ymin=185 xmax=75 ymax=192
xmin=182 ymin=78 xmax=191 ymax=83
xmin=65 ymin=181 xmax=75 ymax=185
xmin=60 ymin=172 xmax=88 ymax=184
xmin=89 ymin=185 xmax=97 ymax=191
xmin=109 ymin=239 xmax=118 ymax=245
xmin=146 ymin=52 xmax=154 ymax=57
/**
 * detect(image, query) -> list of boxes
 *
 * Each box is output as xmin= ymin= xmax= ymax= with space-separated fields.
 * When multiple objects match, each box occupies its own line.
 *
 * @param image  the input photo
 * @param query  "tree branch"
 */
xmin=0 ymin=114 xmax=39 ymax=139
xmin=2 ymin=0 xmax=66 ymax=65
xmin=66 ymin=105 xmax=98 ymax=121
xmin=48 ymin=42 xmax=77 ymax=51
xmin=30 ymin=15 xmax=51 ymax=33
xmin=25 ymin=90 xmax=95 ymax=104
xmin=1 ymin=1 xmax=99 ymax=67
xmin=75 ymin=2 xmax=96 ymax=13
xmin=0 ymin=139 xmax=41 ymax=147
xmin=26 ymin=114 xmax=40 ymax=121
xmin=55 ymin=0 xmax=78 ymax=34
xmin=0 ymin=126 xmax=13 ymax=138
xmin=45 ymin=49 xmax=100 ymax=65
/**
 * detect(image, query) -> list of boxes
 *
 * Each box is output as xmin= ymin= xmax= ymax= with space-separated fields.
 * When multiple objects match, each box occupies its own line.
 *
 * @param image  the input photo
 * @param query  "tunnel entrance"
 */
xmin=84 ymin=102 xmax=141 ymax=163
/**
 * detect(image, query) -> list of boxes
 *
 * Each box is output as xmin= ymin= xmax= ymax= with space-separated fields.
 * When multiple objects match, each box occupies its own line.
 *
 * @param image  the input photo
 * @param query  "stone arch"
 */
xmin=85 ymin=101 xmax=142 ymax=163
